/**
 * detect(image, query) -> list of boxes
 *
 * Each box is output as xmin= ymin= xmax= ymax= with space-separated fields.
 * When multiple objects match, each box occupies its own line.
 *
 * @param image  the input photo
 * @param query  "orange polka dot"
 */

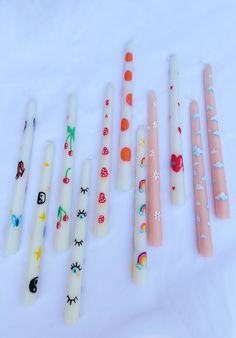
xmin=126 ymin=93 xmax=132 ymax=106
xmin=121 ymin=118 xmax=129 ymax=131
xmin=125 ymin=52 xmax=133 ymax=62
xmin=124 ymin=70 xmax=132 ymax=81
xmin=121 ymin=147 xmax=131 ymax=161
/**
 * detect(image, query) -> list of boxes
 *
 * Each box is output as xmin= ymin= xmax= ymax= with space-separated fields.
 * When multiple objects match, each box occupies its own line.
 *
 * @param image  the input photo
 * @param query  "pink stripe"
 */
xmin=147 ymin=91 xmax=162 ymax=246
xmin=204 ymin=65 xmax=230 ymax=218
xmin=190 ymin=101 xmax=213 ymax=256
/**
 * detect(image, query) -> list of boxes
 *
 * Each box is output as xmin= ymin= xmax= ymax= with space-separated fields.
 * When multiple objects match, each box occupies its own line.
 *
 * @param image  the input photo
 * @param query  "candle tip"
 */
xmin=125 ymin=40 xmax=134 ymax=53
xmin=68 ymin=94 xmax=77 ymax=120
xmin=105 ymin=82 xmax=113 ymax=97
xmin=26 ymin=99 xmax=36 ymax=121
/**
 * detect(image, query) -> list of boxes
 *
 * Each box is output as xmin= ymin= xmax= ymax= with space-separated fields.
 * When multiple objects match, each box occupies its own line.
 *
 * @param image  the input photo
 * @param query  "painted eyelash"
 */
xmin=71 ymin=262 xmax=82 ymax=272
xmin=77 ymin=210 xmax=87 ymax=219
xmin=80 ymin=186 xmax=89 ymax=194
xmin=74 ymin=238 xmax=83 ymax=246
xmin=66 ymin=295 xmax=78 ymax=305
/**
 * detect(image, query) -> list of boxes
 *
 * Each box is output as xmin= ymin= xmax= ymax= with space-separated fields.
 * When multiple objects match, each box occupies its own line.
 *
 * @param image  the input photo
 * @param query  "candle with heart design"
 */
xmin=24 ymin=142 xmax=54 ymax=303
xmin=169 ymin=55 xmax=185 ymax=205
xmin=148 ymin=92 xmax=162 ymax=246
xmin=55 ymin=95 xmax=77 ymax=251
xmin=117 ymin=42 xmax=133 ymax=191
xmin=5 ymin=100 xmax=36 ymax=255
xmin=94 ymin=84 xmax=113 ymax=237
xmin=65 ymin=159 xmax=91 ymax=324
xmin=133 ymin=127 xmax=147 ymax=285
xmin=190 ymin=101 xmax=213 ymax=256
xmin=204 ymin=64 xmax=229 ymax=218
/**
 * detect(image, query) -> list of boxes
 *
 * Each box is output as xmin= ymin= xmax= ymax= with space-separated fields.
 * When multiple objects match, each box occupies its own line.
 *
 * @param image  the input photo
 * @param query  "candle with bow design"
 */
xmin=204 ymin=65 xmax=229 ymax=218
xmin=65 ymin=160 xmax=91 ymax=324
xmin=133 ymin=127 xmax=147 ymax=285
xmin=24 ymin=142 xmax=54 ymax=303
xmin=190 ymin=101 xmax=213 ymax=256
xmin=55 ymin=95 xmax=77 ymax=251
xmin=117 ymin=42 xmax=133 ymax=191
xmin=5 ymin=100 xmax=36 ymax=255
xmin=169 ymin=55 xmax=185 ymax=205
xmin=94 ymin=83 xmax=113 ymax=237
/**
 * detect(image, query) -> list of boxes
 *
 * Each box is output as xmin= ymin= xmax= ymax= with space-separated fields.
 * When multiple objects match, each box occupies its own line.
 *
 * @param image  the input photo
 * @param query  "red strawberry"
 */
xmin=98 ymin=192 xmax=106 ymax=204
xmin=103 ymin=127 xmax=109 ymax=136
xmin=178 ymin=127 xmax=182 ymax=134
xmin=171 ymin=154 xmax=183 ymax=173
xmin=63 ymin=215 xmax=69 ymax=222
xmin=102 ymin=147 xmax=109 ymax=155
xmin=56 ymin=221 xmax=61 ymax=229
xmin=172 ymin=186 xmax=176 ymax=191
xmin=100 ymin=167 xmax=108 ymax=178
xmin=98 ymin=215 xmax=105 ymax=224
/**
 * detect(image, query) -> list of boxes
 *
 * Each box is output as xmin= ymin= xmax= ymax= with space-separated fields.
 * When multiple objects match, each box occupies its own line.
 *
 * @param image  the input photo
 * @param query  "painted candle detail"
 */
xmin=117 ymin=42 xmax=133 ymax=191
xmin=133 ymin=127 xmax=147 ymax=286
xmin=203 ymin=65 xmax=229 ymax=218
xmin=169 ymin=55 xmax=185 ymax=205
xmin=190 ymin=101 xmax=213 ymax=256
xmin=5 ymin=100 xmax=36 ymax=255
xmin=24 ymin=142 xmax=54 ymax=304
xmin=147 ymin=91 xmax=162 ymax=246
xmin=65 ymin=160 xmax=91 ymax=324
xmin=94 ymin=84 xmax=113 ymax=237
xmin=55 ymin=95 xmax=77 ymax=251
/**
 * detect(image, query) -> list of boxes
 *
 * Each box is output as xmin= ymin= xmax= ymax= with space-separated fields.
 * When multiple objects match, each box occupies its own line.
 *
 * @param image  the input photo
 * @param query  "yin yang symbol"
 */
xmin=37 ymin=192 xmax=46 ymax=205
xmin=29 ymin=276 xmax=39 ymax=293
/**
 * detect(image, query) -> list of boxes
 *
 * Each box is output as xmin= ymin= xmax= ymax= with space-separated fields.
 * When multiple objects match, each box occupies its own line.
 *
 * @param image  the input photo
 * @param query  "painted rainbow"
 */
xmin=140 ymin=157 xmax=145 ymax=168
xmin=136 ymin=251 xmax=147 ymax=269
xmin=139 ymin=204 xmax=146 ymax=216
xmin=139 ymin=222 xmax=147 ymax=233
xmin=139 ymin=179 xmax=146 ymax=193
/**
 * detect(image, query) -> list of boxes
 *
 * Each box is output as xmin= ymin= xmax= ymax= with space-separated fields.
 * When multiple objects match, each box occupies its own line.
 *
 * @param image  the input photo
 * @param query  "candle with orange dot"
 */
xmin=117 ymin=42 xmax=133 ymax=191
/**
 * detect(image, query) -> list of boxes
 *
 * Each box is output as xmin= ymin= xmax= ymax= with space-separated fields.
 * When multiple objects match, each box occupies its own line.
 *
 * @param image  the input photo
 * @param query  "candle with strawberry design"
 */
xmin=169 ymin=54 xmax=185 ymax=205
xmin=5 ymin=100 xmax=36 ymax=255
xmin=55 ymin=95 xmax=77 ymax=251
xmin=94 ymin=83 xmax=113 ymax=237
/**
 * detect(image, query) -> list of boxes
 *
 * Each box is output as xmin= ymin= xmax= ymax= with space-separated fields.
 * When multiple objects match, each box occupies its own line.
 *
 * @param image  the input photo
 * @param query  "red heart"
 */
xmin=98 ymin=192 xmax=106 ymax=204
xmin=170 ymin=85 xmax=174 ymax=90
xmin=178 ymin=102 xmax=180 ymax=107
xmin=102 ymin=147 xmax=109 ymax=155
xmin=103 ymin=127 xmax=109 ymax=136
xmin=178 ymin=127 xmax=182 ymax=134
xmin=171 ymin=154 xmax=183 ymax=173
xmin=172 ymin=186 xmax=176 ymax=190
xmin=100 ymin=167 xmax=108 ymax=178
xmin=98 ymin=215 xmax=105 ymax=224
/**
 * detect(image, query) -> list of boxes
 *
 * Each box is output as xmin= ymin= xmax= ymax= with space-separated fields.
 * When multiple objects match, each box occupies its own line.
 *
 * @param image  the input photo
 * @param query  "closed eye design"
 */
xmin=77 ymin=210 xmax=87 ymax=219
xmin=74 ymin=238 xmax=83 ymax=246
xmin=66 ymin=295 xmax=78 ymax=305
xmin=80 ymin=186 xmax=89 ymax=194
xmin=71 ymin=262 xmax=82 ymax=274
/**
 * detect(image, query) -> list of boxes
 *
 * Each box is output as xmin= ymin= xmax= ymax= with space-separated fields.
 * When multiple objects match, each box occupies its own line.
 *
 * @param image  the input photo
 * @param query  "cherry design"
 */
xmin=98 ymin=215 xmax=105 ymax=224
xmin=103 ymin=127 xmax=109 ymax=136
xmin=102 ymin=147 xmax=109 ymax=155
xmin=63 ymin=168 xmax=71 ymax=184
xmin=171 ymin=154 xmax=184 ymax=173
xmin=100 ymin=167 xmax=108 ymax=178
xmin=56 ymin=206 xmax=68 ymax=229
xmin=65 ymin=126 xmax=75 ymax=156
xmin=98 ymin=192 xmax=106 ymax=204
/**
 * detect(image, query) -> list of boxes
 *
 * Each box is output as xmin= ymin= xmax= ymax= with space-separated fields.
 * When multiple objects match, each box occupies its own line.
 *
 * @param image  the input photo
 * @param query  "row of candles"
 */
xmin=3 ymin=43 xmax=229 ymax=324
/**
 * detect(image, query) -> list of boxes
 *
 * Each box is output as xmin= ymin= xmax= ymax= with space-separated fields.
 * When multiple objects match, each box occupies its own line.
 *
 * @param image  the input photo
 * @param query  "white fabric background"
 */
xmin=0 ymin=1 xmax=236 ymax=338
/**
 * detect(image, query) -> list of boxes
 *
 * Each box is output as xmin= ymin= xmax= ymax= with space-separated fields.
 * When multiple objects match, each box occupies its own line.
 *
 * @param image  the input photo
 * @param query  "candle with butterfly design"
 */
xmin=133 ymin=127 xmax=147 ymax=285
xmin=65 ymin=159 xmax=91 ymax=324
xmin=55 ymin=95 xmax=77 ymax=251
xmin=94 ymin=83 xmax=113 ymax=237
xmin=117 ymin=42 xmax=133 ymax=191
xmin=169 ymin=54 xmax=185 ymax=205
xmin=190 ymin=101 xmax=213 ymax=256
xmin=5 ymin=100 xmax=36 ymax=255
xmin=24 ymin=142 xmax=54 ymax=303
xmin=203 ymin=64 xmax=229 ymax=218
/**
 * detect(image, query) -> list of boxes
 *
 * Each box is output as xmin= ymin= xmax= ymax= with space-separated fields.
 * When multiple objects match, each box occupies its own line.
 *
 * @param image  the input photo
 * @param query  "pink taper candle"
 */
xmin=147 ymin=92 xmax=162 ymax=246
xmin=203 ymin=65 xmax=230 ymax=218
xmin=190 ymin=101 xmax=213 ymax=256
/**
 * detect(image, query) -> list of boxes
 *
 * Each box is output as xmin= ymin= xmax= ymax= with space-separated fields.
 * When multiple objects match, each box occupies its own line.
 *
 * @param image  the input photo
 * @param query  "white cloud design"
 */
xmin=215 ymin=192 xmax=228 ymax=201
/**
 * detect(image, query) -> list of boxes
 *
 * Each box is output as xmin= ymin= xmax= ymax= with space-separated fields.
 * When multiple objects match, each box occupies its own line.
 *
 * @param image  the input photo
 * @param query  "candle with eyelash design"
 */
xmin=117 ymin=42 xmax=133 ymax=191
xmin=55 ymin=95 xmax=77 ymax=251
xmin=169 ymin=54 xmax=185 ymax=205
xmin=94 ymin=83 xmax=113 ymax=236
xmin=133 ymin=127 xmax=147 ymax=285
xmin=24 ymin=142 xmax=54 ymax=303
xmin=5 ymin=100 xmax=36 ymax=255
xmin=190 ymin=101 xmax=213 ymax=256
xmin=203 ymin=64 xmax=229 ymax=218
xmin=65 ymin=159 xmax=91 ymax=324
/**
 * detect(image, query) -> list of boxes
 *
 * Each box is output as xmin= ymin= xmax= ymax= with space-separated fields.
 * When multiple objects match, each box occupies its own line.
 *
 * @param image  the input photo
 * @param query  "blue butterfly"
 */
xmin=12 ymin=214 xmax=22 ymax=227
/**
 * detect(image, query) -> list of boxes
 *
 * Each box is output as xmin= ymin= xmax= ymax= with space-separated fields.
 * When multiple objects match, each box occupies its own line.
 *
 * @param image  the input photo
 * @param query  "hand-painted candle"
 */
xmin=203 ymin=65 xmax=229 ymax=218
xmin=94 ymin=83 xmax=113 ymax=237
xmin=133 ymin=127 xmax=147 ymax=286
xmin=169 ymin=55 xmax=185 ymax=205
xmin=24 ymin=142 xmax=54 ymax=303
xmin=5 ymin=100 xmax=36 ymax=255
xmin=190 ymin=101 xmax=213 ymax=256
xmin=55 ymin=95 xmax=77 ymax=251
xmin=148 ymin=92 xmax=162 ymax=246
xmin=117 ymin=42 xmax=133 ymax=191
xmin=64 ymin=160 xmax=91 ymax=324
